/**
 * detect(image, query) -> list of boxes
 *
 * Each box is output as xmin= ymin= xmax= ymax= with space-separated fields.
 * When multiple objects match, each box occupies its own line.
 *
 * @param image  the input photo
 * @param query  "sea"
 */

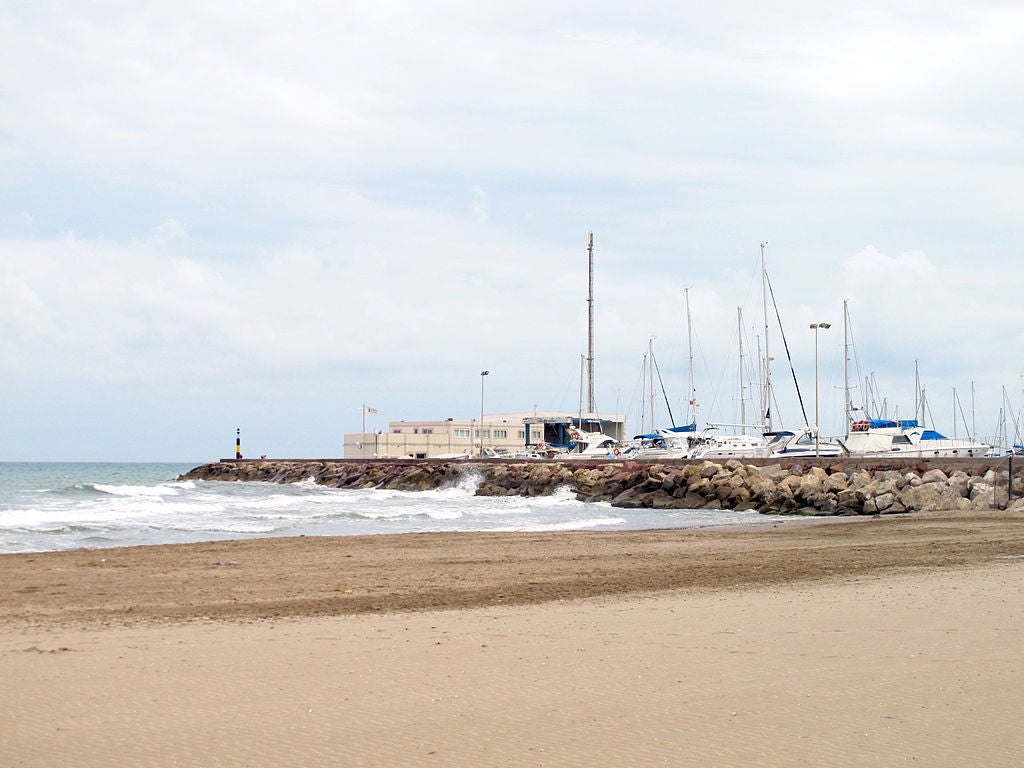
xmin=0 ymin=462 xmax=782 ymax=554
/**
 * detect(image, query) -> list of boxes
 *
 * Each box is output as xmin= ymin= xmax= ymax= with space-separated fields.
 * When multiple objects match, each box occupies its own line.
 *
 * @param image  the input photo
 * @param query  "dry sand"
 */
xmin=2 ymin=509 xmax=1023 ymax=766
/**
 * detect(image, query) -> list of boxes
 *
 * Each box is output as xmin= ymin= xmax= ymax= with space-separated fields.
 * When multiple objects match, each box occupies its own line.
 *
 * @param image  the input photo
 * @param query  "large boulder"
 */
xmin=823 ymin=471 xmax=849 ymax=494
xmin=900 ymin=484 xmax=968 ymax=512
xmin=920 ymin=468 xmax=948 ymax=485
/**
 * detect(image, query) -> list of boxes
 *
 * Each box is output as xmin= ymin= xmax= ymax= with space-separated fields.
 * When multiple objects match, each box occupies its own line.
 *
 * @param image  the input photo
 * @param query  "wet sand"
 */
xmin=2 ymin=509 xmax=1022 ymax=766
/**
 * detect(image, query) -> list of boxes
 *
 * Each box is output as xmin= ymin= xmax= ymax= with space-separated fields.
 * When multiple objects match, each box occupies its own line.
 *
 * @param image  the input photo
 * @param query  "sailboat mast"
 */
xmin=648 ymin=337 xmax=656 ymax=431
xmin=586 ymin=233 xmax=595 ymax=415
xmin=760 ymin=242 xmax=772 ymax=431
xmin=685 ymin=287 xmax=697 ymax=425
xmin=757 ymin=334 xmax=765 ymax=429
xmin=639 ymin=352 xmax=648 ymax=433
xmin=843 ymin=298 xmax=851 ymax=437
xmin=917 ymin=362 xmax=925 ymax=428
xmin=737 ymin=306 xmax=745 ymax=430
xmin=971 ymin=380 xmax=976 ymax=440
xmin=578 ymin=354 xmax=585 ymax=426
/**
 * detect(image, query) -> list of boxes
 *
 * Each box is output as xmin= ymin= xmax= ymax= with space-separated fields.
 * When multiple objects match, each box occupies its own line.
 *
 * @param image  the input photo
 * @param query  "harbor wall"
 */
xmin=179 ymin=457 xmax=1024 ymax=516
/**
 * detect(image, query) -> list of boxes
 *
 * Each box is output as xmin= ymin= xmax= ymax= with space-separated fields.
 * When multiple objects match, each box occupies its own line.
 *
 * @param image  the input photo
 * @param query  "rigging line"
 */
xmin=1003 ymin=388 xmax=1023 ymax=446
xmin=924 ymin=391 xmax=936 ymax=431
xmin=650 ymin=346 xmax=677 ymax=428
xmin=845 ymin=308 xmax=866 ymax=414
xmin=954 ymin=389 xmax=972 ymax=439
xmin=764 ymin=271 xmax=810 ymax=429
xmin=625 ymin=353 xmax=649 ymax=432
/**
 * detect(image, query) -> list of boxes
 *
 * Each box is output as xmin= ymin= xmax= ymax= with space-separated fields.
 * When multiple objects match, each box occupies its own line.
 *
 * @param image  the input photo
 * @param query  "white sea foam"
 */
xmin=92 ymin=482 xmax=182 ymax=497
xmin=0 ymin=463 xmax=787 ymax=553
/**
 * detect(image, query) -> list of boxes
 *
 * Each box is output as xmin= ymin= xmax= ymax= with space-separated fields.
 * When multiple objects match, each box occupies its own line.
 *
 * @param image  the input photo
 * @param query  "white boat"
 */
xmin=837 ymin=304 xmax=990 ymax=458
xmin=563 ymin=428 xmax=623 ymax=459
xmin=686 ymin=430 xmax=774 ymax=459
xmin=765 ymin=428 xmax=844 ymax=458
xmin=617 ymin=425 xmax=697 ymax=459
xmin=686 ymin=427 xmax=842 ymax=459
xmin=838 ymin=419 xmax=989 ymax=458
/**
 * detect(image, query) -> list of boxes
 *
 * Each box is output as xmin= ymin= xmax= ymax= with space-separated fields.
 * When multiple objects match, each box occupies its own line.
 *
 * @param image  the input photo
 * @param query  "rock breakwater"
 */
xmin=180 ymin=457 xmax=1024 ymax=516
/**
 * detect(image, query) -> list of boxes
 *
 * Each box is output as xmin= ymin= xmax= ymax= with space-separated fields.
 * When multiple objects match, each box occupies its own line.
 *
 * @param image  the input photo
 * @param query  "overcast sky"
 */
xmin=2 ymin=1 xmax=1023 ymax=461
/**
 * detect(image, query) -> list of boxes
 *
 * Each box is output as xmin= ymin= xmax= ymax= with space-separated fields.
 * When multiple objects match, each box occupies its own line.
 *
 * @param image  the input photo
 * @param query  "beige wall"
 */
xmin=343 ymin=418 xmax=529 ymax=459
xmin=343 ymin=412 xmax=625 ymax=459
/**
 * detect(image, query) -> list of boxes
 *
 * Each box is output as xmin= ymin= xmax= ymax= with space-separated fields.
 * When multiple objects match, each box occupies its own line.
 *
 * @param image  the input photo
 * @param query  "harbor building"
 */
xmin=343 ymin=411 xmax=626 ymax=459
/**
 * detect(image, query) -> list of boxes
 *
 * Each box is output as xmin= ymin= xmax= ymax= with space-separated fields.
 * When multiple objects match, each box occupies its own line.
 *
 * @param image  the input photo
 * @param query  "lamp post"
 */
xmin=809 ymin=323 xmax=831 ymax=457
xmin=480 ymin=370 xmax=489 ymax=457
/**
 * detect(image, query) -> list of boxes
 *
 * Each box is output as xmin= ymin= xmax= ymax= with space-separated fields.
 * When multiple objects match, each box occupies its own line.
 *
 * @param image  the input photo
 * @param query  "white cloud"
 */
xmin=470 ymin=186 xmax=489 ymax=224
xmin=1 ymin=1 xmax=1022 ymax=458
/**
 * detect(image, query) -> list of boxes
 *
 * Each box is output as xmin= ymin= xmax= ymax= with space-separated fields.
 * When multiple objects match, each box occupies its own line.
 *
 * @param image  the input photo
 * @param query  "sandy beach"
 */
xmin=2 ymin=509 xmax=1023 ymax=766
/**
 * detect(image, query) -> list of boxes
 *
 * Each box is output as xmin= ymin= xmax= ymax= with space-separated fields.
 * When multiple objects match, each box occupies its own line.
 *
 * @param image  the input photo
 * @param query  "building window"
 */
xmin=494 ymin=429 xmax=507 ymax=439
xmin=422 ymin=428 xmax=433 ymax=434
xmin=392 ymin=428 xmax=402 ymax=434
xmin=518 ymin=430 xmax=526 ymax=439
xmin=454 ymin=428 xmax=471 ymax=438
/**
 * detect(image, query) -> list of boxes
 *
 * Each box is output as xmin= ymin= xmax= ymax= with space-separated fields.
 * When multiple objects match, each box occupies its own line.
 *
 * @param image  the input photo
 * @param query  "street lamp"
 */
xmin=480 ymin=370 xmax=490 ymax=457
xmin=809 ymin=323 xmax=831 ymax=457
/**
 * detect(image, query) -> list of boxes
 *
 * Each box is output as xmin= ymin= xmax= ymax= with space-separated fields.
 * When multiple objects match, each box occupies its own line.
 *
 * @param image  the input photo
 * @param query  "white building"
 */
xmin=343 ymin=411 xmax=626 ymax=459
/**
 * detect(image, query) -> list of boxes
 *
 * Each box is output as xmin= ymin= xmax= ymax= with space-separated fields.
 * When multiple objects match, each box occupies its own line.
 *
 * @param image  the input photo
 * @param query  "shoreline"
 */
xmin=3 ymin=507 xmax=1022 ymax=627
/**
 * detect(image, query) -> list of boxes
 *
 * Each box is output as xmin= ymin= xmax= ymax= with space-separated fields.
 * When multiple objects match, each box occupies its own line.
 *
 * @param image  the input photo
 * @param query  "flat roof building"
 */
xmin=343 ymin=411 xmax=626 ymax=459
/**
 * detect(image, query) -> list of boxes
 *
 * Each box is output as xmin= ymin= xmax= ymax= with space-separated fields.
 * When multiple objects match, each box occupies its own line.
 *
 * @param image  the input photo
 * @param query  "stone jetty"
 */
xmin=179 ymin=457 xmax=1024 ymax=516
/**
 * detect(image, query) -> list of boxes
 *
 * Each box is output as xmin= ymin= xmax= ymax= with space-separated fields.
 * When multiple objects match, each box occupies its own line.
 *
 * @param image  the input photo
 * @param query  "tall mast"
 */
xmin=639 ymin=352 xmax=648 ymax=433
xmin=648 ymin=337 xmax=656 ymax=430
xmin=843 ymin=299 xmax=851 ymax=437
xmin=756 ymin=333 xmax=765 ymax=429
xmin=971 ymin=380 xmax=976 ymax=440
xmin=917 ymin=362 xmax=925 ymax=428
xmin=578 ymin=354 xmax=585 ymax=425
xmin=737 ymin=306 xmax=745 ymax=429
xmin=760 ymin=242 xmax=772 ymax=430
xmin=685 ymin=287 xmax=697 ymax=425
xmin=586 ymin=232 xmax=595 ymax=415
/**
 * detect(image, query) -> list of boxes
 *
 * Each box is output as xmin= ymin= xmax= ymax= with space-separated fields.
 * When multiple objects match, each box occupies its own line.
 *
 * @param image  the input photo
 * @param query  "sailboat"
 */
xmin=686 ymin=244 xmax=841 ymax=459
xmin=836 ymin=304 xmax=990 ymax=458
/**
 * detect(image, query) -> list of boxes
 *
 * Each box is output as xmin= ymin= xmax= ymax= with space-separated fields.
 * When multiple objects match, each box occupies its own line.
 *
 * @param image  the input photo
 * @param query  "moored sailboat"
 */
xmin=837 ymin=304 xmax=990 ymax=458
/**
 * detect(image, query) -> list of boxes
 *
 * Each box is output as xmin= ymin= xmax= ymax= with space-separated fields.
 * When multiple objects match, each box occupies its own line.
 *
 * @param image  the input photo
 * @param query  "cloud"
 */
xmin=1 ymin=1 xmax=1021 ymax=458
xmin=470 ymin=186 xmax=489 ymax=224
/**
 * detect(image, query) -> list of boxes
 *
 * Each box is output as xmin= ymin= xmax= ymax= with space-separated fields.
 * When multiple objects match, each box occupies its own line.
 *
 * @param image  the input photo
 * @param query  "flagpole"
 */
xmin=362 ymin=404 xmax=366 ymax=435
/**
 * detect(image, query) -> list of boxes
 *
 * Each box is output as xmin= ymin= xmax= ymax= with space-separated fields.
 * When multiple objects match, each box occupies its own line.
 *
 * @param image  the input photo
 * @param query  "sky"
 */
xmin=2 ymin=1 xmax=1023 ymax=461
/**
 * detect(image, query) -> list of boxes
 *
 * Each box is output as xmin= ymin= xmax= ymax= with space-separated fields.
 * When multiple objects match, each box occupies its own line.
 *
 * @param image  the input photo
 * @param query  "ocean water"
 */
xmin=0 ymin=462 xmax=782 ymax=553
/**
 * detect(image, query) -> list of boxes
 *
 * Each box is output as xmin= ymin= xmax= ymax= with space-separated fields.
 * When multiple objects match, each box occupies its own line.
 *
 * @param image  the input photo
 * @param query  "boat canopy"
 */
xmin=868 ymin=419 xmax=920 ymax=429
xmin=920 ymin=429 xmax=948 ymax=440
xmin=662 ymin=424 xmax=697 ymax=433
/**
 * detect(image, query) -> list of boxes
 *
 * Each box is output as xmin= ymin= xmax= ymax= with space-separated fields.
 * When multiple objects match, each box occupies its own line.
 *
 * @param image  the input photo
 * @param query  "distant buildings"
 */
xmin=343 ymin=411 xmax=626 ymax=459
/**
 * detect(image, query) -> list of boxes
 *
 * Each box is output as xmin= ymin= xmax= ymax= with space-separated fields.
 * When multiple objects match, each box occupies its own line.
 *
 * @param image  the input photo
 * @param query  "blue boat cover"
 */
xmin=664 ymin=424 xmax=697 ymax=433
xmin=920 ymin=430 xmax=948 ymax=440
xmin=869 ymin=419 xmax=920 ymax=429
